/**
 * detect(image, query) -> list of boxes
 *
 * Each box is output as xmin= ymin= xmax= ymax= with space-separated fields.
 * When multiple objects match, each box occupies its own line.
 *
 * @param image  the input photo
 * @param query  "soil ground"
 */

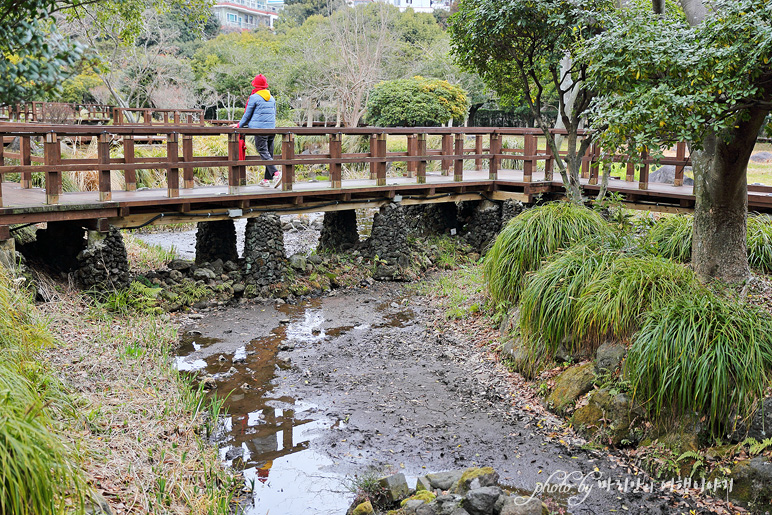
xmin=177 ymin=281 xmax=719 ymax=515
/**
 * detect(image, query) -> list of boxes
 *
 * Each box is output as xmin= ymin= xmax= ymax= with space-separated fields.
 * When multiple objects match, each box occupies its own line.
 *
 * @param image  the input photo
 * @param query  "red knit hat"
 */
xmin=252 ymin=74 xmax=268 ymax=89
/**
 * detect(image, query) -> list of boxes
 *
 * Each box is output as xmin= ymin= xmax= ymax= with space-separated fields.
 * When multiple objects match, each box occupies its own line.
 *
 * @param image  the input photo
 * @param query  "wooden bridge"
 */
xmin=0 ymin=123 xmax=771 ymax=236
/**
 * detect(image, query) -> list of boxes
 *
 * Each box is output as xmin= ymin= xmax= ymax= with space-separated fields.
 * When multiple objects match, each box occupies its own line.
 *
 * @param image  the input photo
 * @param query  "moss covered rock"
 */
xmin=450 ymin=467 xmax=499 ymax=495
xmin=572 ymin=388 xmax=641 ymax=446
xmin=352 ymin=500 xmax=374 ymax=515
xmin=400 ymin=490 xmax=436 ymax=506
xmin=546 ymin=362 xmax=595 ymax=412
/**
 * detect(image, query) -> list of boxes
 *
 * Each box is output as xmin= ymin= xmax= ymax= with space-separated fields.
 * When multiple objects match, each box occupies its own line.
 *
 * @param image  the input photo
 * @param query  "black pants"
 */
xmin=254 ymin=134 xmax=278 ymax=179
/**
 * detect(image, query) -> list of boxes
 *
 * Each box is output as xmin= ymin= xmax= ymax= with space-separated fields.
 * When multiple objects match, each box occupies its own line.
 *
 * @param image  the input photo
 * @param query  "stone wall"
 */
xmin=501 ymin=199 xmax=525 ymax=227
xmin=243 ymin=214 xmax=286 ymax=288
xmin=75 ymin=227 xmax=130 ymax=290
xmin=369 ymin=203 xmax=410 ymax=279
xmin=22 ymin=221 xmax=85 ymax=271
xmin=318 ymin=210 xmax=359 ymax=252
xmin=403 ymin=203 xmax=458 ymax=237
xmin=463 ymin=200 xmax=503 ymax=252
xmin=195 ymin=220 xmax=238 ymax=264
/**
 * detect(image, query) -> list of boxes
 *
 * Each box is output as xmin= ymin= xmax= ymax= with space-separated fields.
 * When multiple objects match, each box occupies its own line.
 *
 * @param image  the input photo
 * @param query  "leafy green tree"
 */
xmin=0 ymin=0 xmax=86 ymax=105
xmin=449 ymin=0 xmax=613 ymax=204
xmin=366 ymin=76 xmax=469 ymax=127
xmin=584 ymin=0 xmax=772 ymax=283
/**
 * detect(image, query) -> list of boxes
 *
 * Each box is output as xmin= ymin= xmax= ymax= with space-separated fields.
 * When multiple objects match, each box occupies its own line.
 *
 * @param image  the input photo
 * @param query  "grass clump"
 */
xmin=626 ymin=292 xmax=772 ymax=438
xmin=648 ymin=213 xmax=772 ymax=272
xmin=0 ymin=272 xmax=88 ymax=514
xmin=519 ymin=233 xmax=699 ymax=361
xmin=484 ymin=202 xmax=610 ymax=305
xmin=646 ymin=214 xmax=693 ymax=263
xmin=747 ymin=214 xmax=772 ymax=273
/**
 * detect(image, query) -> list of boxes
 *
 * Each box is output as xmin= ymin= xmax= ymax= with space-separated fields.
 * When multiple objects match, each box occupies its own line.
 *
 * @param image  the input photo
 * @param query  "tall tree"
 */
xmin=585 ymin=0 xmax=772 ymax=283
xmin=449 ymin=0 xmax=613 ymax=204
xmin=0 ymin=0 xmax=87 ymax=104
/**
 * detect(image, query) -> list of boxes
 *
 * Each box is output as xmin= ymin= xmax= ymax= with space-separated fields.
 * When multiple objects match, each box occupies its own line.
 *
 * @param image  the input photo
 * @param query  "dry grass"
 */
xmin=37 ymin=284 xmax=238 ymax=514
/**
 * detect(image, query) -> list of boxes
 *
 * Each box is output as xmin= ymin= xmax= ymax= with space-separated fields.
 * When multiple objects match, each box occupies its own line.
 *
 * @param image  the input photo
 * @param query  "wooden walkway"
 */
xmin=1 ymin=124 xmax=771 ymax=231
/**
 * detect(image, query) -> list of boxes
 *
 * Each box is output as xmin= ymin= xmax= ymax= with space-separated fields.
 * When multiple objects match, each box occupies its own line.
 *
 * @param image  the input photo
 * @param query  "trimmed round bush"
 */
xmin=484 ymin=202 xmax=610 ymax=304
xmin=626 ymin=292 xmax=772 ymax=437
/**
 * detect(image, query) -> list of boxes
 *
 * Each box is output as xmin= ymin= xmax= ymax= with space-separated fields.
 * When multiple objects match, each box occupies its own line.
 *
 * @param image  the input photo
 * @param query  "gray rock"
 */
xmin=449 ymin=509 xmax=470 ymax=515
xmin=649 ymin=165 xmax=694 ymax=186
xmin=378 ymin=473 xmax=410 ymax=502
xmin=595 ymin=341 xmax=627 ymax=374
xmin=427 ymin=471 xmax=465 ymax=490
xmin=308 ymin=254 xmax=323 ymax=265
xmin=573 ymin=388 xmax=642 ymax=446
xmin=86 ymin=492 xmax=115 ymax=515
xmin=451 ymin=468 xmax=499 ymax=496
xmin=416 ymin=505 xmax=439 ymax=515
xmin=462 ymin=486 xmax=503 ymax=515
xmin=729 ymin=397 xmax=772 ymax=442
xmin=232 ymin=283 xmax=245 ymax=294
xmin=546 ymin=362 xmax=595 ymax=412
xmin=750 ymin=151 xmax=772 ymax=163
xmin=727 ymin=456 xmax=772 ymax=507
xmin=416 ymin=475 xmax=433 ymax=492
xmin=289 ymin=253 xmax=307 ymax=271
xmin=193 ymin=267 xmax=216 ymax=280
xmin=169 ymin=269 xmax=184 ymax=281
xmin=500 ymin=495 xmax=544 ymax=515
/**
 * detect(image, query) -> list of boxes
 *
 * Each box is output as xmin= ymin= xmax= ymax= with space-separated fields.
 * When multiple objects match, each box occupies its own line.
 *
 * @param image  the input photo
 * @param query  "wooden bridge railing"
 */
xmin=0 ymin=102 xmax=113 ymax=123
xmin=112 ymin=108 xmax=205 ymax=126
xmin=0 ymin=124 xmax=694 ymax=208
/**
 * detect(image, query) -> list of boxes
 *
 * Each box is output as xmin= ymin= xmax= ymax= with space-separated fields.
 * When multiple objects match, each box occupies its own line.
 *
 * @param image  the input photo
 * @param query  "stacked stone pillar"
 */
xmin=195 ymin=220 xmax=238 ymax=264
xmin=318 ymin=210 xmax=359 ymax=252
xmin=243 ymin=214 xmax=286 ymax=287
xmin=75 ymin=226 xmax=130 ymax=290
xmin=369 ymin=203 xmax=410 ymax=279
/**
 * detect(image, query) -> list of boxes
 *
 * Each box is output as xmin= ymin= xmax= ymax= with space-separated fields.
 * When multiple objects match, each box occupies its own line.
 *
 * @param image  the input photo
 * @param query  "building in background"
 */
xmin=213 ymin=0 xmax=281 ymax=30
xmin=347 ymin=0 xmax=447 ymax=11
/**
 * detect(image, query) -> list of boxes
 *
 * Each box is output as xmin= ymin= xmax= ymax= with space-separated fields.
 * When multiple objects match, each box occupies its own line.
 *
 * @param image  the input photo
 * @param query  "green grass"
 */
xmin=484 ymin=202 xmax=611 ymax=305
xmin=518 ymin=233 xmax=699 ymax=362
xmin=648 ymin=213 xmax=772 ymax=272
xmin=0 ymin=272 xmax=88 ymax=514
xmin=626 ymin=292 xmax=772 ymax=438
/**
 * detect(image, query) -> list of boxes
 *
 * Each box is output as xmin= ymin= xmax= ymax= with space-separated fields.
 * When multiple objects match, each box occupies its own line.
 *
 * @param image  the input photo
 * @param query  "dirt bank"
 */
xmin=177 ymin=281 xmax=711 ymax=515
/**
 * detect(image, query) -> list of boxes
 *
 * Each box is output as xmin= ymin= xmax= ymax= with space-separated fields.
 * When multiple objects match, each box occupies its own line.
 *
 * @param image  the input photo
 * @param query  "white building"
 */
xmin=391 ymin=0 xmax=433 ymax=13
xmin=213 ymin=0 xmax=280 ymax=30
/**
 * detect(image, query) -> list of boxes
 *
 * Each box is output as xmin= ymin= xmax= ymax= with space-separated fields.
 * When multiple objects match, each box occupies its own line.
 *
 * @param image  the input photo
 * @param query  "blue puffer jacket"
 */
xmin=238 ymin=90 xmax=276 ymax=129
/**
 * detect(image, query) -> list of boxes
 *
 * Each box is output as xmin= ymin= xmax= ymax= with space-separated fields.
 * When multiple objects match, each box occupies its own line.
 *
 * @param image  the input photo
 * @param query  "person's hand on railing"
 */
xmin=228 ymin=123 xmax=238 ymax=128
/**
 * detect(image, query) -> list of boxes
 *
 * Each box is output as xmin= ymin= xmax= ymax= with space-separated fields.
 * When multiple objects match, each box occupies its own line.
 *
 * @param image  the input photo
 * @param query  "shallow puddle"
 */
xmin=176 ymin=298 xmax=415 ymax=514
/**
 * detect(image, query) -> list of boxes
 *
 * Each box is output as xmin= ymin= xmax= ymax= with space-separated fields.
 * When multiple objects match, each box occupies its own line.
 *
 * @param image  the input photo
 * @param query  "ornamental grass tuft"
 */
xmin=626 ymin=292 xmax=772 ymax=438
xmin=484 ymin=202 xmax=610 ymax=305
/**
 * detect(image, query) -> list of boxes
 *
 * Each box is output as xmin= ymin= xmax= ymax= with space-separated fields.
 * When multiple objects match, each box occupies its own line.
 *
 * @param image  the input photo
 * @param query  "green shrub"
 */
xmin=747 ymin=214 xmax=772 ymax=273
xmin=647 ymin=214 xmax=693 ymax=263
xmin=626 ymin=292 xmax=772 ymax=437
xmin=574 ymin=255 xmax=699 ymax=345
xmin=0 ymin=275 xmax=87 ymax=514
xmin=484 ymin=202 xmax=611 ymax=304
xmin=216 ymin=108 xmax=244 ymax=120
xmin=648 ymin=213 xmax=772 ymax=272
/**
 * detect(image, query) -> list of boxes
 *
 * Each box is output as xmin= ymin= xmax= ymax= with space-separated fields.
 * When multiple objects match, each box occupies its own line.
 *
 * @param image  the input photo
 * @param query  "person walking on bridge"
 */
xmin=230 ymin=74 xmax=281 ymax=187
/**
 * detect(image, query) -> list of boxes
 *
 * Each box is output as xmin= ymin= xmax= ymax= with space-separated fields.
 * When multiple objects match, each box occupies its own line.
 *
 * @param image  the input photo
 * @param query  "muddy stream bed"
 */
xmin=175 ymin=283 xmax=696 ymax=515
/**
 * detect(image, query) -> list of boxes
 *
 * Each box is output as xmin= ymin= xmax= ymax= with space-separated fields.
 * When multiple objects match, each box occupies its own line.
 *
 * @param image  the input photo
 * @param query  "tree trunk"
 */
xmin=691 ymin=107 xmax=768 ymax=283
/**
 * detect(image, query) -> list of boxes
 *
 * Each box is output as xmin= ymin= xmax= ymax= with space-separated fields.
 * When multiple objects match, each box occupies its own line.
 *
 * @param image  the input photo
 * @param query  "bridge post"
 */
xmin=20 ymin=136 xmax=31 ymax=189
xmin=281 ymin=133 xmax=295 ymax=191
xmin=228 ymin=132 xmax=241 ymax=194
xmin=318 ymin=210 xmax=358 ymax=252
xmin=195 ymin=220 xmax=238 ymax=264
xmin=588 ymin=143 xmax=600 ymax=186
xmin=581 ymin=142 xmax=591 ymax=179
xmin=182 ymin=134 xmax=194 ymax=189
xmin=369 ymin=133 xmax=377 ymax=180
xmin=523 ymin=134 xmax=537 ymax=183
xmin=167 ymin=132 xmax=180 ymax=198
xmin=43 ymin=132 xmax=61 ymax=205
xmin=97 ymin=133 xmax=112 ymax=201
xmin=544 ymin=139 xmax=554 ymax=181
xmin=453 ymin=133 xmax=464 ymax=182
xmin=123 ymin=136 xmax=136 ymax=191
xmin=416 ymin=134 xmax=427 ymax=184
xmin=329 ymin=133 xmax=342 ymax=189
xmin=489 ymin=133 xmax=501 ymax=180
xmin=375 ymin=133 xmax=387 ymax=187
xmin=244 ymin=214 xmax=286 ymax=290
xmin=406 ymin=134 xmax=417 ymax=178
xmin=674 ymin=141 xmax=686 ymax=186
xmin=639 ymin=148 xmax=650 ymax=190
xmin=441 ymin=133 xmax=453 ymax=175
xmin=475 ymin=134 xmax=483 ymax=170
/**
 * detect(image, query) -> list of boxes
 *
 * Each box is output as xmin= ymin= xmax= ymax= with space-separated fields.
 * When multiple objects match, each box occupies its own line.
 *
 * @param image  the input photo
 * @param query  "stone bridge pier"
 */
xmin=242 ymin=214 xmax=286 ymax=291
xmin=18 ymin=221 xmax=130 ymax=290
xmin=318 ymin=210 xmax=359 ymax=252
xmin=195 ymin=220 xmax=238 ymax=264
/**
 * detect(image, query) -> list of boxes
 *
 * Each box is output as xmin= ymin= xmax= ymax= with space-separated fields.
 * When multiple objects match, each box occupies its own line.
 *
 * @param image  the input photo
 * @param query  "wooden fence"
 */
xmin=0 ymin=102 xmax=112 ymax=123
xmin=0 ymin=124 xmax=695 ymax=208
xmin=112 ymin=108 xmax=205 ymax=126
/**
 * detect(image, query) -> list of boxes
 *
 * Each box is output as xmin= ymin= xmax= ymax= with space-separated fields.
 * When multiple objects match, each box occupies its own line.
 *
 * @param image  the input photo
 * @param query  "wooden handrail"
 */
xmin=0 ymin=124 xmax=697 ymax=207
